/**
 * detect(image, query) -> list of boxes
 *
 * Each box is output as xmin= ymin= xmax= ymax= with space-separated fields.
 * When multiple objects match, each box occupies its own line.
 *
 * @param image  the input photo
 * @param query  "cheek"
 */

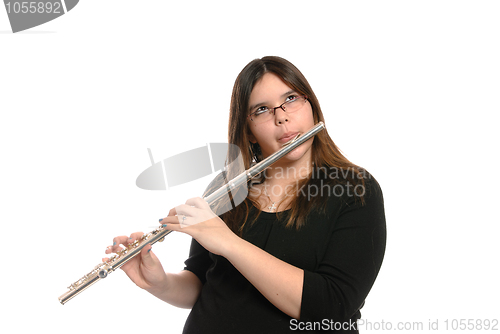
xmin=252 ymin=127 xmax=276 ymax=154
xmin=304 ymin=106 xmax=315 ymax=124
xmin=247 ymin=125 xmax=260 ymax=144
xmin=308 ymin=104 xmax=316 ymax=123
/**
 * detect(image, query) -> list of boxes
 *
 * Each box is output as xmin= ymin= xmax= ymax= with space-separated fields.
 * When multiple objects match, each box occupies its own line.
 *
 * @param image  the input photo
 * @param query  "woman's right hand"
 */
xmin=103 ymin=232 xmax=167 ymax=291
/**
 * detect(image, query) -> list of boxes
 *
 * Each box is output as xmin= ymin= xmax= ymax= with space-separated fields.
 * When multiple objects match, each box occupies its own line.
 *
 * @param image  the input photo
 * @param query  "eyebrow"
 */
xmin=248 ymin=89 xmax=297 ymax=112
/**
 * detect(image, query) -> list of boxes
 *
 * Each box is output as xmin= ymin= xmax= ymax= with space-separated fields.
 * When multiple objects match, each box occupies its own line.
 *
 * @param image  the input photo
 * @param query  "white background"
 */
xmin=1 ymin=1 xmax=499 ymax=333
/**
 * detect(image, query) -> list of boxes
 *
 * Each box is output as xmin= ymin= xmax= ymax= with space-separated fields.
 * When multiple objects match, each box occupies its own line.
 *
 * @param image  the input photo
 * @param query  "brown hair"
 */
xmin=212 ymin=56 xmax=366 ymax=234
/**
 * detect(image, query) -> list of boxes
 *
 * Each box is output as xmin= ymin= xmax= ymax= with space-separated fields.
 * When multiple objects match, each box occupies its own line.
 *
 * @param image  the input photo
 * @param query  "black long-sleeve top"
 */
xmin=182 ymin=175 xmax=386 ymax=333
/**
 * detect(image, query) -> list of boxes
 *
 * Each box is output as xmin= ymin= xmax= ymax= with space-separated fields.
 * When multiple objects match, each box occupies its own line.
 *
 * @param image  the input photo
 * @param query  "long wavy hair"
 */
xmin=209 ymin=56 xmax=366 ymax=235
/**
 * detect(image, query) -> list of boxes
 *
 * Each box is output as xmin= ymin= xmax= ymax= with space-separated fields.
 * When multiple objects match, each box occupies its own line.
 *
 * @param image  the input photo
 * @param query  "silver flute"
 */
xmin=58 ymin=121 xmax=325 ymax=305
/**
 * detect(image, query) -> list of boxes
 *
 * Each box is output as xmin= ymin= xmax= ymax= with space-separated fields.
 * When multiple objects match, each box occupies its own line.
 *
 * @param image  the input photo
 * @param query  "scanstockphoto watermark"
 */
xmin=290 ymin=318 xmax=499 ymax=331
xmin=249 ymin=166 xmax=370 ymax=200
xmin=261 ymin=165 xmax=371 ymax=182
xmin=252 ymin=180 xmax=366 ymax=201
xmin=290 ymin=319 xmax=358 ymax=331
xmin=357 ymin=318 xmax=499 ymax=331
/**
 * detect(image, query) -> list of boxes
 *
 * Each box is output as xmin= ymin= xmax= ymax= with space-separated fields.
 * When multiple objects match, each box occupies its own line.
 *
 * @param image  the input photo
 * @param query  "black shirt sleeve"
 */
xmin=184 ymin=237 xmax=212 ymax=285
xmin=300 ymin=177 xmax=387 ymax=323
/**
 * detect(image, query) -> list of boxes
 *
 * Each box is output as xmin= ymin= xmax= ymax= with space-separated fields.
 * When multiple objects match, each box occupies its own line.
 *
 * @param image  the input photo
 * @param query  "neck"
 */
xmin=258 ymin=164 xmax=308 ymax=212
xmin=251 ymin=151 xmax=313 ymax=212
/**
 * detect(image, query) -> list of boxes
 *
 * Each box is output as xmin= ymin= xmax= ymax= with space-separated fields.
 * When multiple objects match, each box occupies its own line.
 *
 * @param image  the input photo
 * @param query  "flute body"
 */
xmin=58 ymin=122 xmax=325 ymax=305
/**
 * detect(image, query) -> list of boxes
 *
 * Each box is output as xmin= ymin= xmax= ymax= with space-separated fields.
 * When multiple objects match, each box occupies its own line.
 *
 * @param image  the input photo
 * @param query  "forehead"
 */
xmin=249 ymin=73 xmax=294 ymax=103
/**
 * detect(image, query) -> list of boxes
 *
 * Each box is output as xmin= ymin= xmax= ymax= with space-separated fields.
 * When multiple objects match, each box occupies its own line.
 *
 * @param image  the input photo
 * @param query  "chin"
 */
xmin=286 ymin=150 xmax=308 ymax=162
xmin=281 ymin=144 xmax=313 ymax=164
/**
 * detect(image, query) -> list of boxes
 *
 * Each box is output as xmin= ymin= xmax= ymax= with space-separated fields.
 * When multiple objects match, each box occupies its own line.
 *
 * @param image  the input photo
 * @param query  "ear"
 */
xmin=248 ymin=133 xmax=258 ymax=144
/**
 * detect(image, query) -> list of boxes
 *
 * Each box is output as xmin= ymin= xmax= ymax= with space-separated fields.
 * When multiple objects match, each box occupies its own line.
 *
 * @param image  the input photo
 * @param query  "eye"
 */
xmin=253 ymin=106 xmax=270 ymax=116
xmin=285 ymin=95 xmax=299 ymax=103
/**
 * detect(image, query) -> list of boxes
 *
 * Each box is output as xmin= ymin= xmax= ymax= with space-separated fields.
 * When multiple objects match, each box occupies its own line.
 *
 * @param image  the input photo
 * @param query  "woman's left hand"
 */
xmin=160 ymin=197 xmax=238 ymax=256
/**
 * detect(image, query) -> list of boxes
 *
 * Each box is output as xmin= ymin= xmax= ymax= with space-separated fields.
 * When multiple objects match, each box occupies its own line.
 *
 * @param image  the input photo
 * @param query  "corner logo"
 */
xmin=137 ymin=143 xmax=242 ymax=190
xmin=3 ymin=0 xmax=79 ymax=33
xmin=136 ymin=144 xmax=247 ymax=217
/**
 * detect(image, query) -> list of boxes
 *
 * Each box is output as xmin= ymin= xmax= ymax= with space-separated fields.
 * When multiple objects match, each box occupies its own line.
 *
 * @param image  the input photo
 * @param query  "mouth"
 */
xmin=280 ymin=132 xmax=300 ymax=146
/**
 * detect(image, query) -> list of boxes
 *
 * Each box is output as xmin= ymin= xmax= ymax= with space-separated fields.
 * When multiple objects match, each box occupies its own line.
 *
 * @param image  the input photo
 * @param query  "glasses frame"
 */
xmin=247 ymin=95 xmax=308 ymax=123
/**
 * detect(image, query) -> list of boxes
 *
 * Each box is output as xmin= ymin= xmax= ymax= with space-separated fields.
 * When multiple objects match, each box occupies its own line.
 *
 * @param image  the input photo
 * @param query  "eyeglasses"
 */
xmin=247 ymin=95 xmax=308 ymax=124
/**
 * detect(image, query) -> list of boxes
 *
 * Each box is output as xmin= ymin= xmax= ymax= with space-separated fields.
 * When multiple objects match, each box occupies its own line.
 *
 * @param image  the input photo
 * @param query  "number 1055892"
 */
xmin=5 ymin=1 xmax=62 ymax=14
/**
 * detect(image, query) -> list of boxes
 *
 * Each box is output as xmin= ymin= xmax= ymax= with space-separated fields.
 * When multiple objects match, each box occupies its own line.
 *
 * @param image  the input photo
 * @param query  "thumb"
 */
xmin=140 ymin=244 xmax=158 ymax=267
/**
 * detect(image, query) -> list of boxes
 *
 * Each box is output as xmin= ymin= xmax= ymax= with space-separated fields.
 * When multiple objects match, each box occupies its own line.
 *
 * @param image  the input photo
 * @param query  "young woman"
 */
xmin=104 ymin=56 xmax=386 ymax=333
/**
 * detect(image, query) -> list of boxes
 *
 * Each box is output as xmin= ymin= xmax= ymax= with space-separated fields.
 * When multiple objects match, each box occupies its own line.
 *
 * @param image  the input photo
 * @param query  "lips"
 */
xmin=278 ymin=132 xmax=300 ymax=143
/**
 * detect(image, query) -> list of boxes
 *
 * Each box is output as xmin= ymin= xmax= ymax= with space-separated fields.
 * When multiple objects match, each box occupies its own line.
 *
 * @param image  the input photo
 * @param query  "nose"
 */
xmin=274 ymin=106 xmax=288 ymax=125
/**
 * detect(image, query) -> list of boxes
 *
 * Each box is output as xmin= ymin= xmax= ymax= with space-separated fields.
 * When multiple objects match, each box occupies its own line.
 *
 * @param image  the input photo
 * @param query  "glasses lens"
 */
xmin=249 ymin=96 xmax=306 ymax=124
xmin=250 ymin=109 xmax=274 ymax=124
xmin=283 ymin=96 xmax=306 ymax=113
